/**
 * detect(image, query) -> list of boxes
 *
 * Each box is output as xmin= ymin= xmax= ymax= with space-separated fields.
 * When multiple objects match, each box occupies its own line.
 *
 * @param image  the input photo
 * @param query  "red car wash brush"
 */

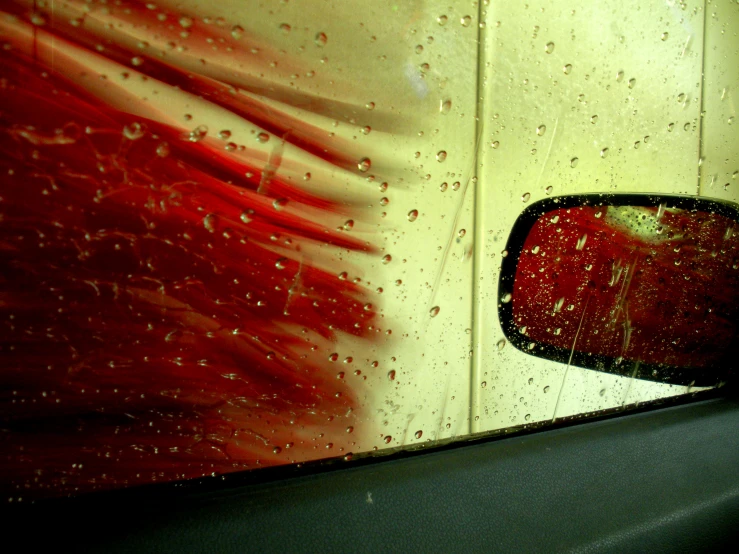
xmin=0 ymin=1 xmax=379 ymax=499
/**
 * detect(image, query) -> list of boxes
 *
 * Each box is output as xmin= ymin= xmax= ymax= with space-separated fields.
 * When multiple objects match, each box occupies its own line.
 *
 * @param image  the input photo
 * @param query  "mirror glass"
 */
xmin=501 ymin=199 xmax=739 ymax=386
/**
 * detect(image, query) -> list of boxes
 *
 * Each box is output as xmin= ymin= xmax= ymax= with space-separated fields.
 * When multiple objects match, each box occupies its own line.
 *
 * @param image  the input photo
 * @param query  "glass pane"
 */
xmin=1 ymin=0 xmax=737 ymax=501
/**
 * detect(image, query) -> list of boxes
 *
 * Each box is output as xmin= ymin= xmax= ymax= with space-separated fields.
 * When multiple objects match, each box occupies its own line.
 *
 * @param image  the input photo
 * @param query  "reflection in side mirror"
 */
xmin=499 ymin=195 xmax=739 ymax=387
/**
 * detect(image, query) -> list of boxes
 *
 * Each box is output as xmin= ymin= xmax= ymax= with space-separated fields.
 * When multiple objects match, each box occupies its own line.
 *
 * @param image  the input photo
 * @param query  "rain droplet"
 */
xmin=437 ymin=15 xmax=448 ymax=26
xmin=497 ymin=339 xmax=506 ymax=351
xmin=458 ymin=229 xmax=466 ymax=238
xmin=382 ymin=254 xmax=392 ymax=264
xmin=545 ymin=186 xmax=553 ymax=195
xmin=357 ymin=157 xmax=371 ymax=172
xmin=272 ymin=198 xmax=287 ymax=211
xmin=387 ymin=370 xmax=396 ymax=381
xmin=384 ymin=435 xmax=392 ymax=444
xmin=436 ymin=150 xmax=447 ymax=162
xmin=131 ymin=56 xmax=144 ymax=67
xmin=536 ymin=124 xmax=546 ymax=136
xmin=429 ymin=306 xmax=440 ymax=317
xmin=407 ymin=209 xmax=419 ymax=222
xmin=545 ymin=42 xmax=555 ymax=54
xmin=365 ymin=102 xmax=375 ymax=111
xmin=343 ymin=219 xmax=354 ymax=230
xmin=677 ymin=93 xmax=686 ymax=103
xmin=570 ymin=157 xmax=579 ymax=168
xmin=461 ymin=15 xmax=472 ymax=27
xmin=328 ymin=353 xmax=339 ymax=362
xmin=616 ymin=70 xmax=624 ymax=82
xmin=179 ymin=16 xmax=193 ymax=29
xmin=661 ymin=32 xmax=669 ymax=41
xmin=481 ymin=381 xmax=487 ymax=388
xmin=522 ymin=192 xmax=531 ymax=202
xmin=218 ymin=130 xmax=232 ymax=140
xmin=452 ymin=181 xmax=461 ymax=191
xmin=415 ymin=44 xmax=424 ymax=54
xmin=491 ymin=140 xmax=500 ymax=149
xmin=501 ymin=293 xmax=512 ymax=303
xmin=590 ymin=115 xmax=598 ymax=124
xmin=414 ymin=430 xmax=423 ymax=439
xmin=440 ymin=99 xmax=452 ymax=114
xmin=600 ymin=147 xmax=609 ymax=158
xmin=314 ymin=32 xmax=327 ymax=46
xmin=361 ymin=126 xmax=371 ymax=135
xmin=240 ymin=211 xmax=253 ymax=224
xmin=668 ymin=122 xmax=675 ymax=132
xmin=273 ymin=446 xmax=282 ymax=454
xmin=563 ymin=64 xmax=572 ymax=75
xmin=279 ymin=23 xmax=291 ymax=33
xmin=628 ymin=78 xmax=636 ymax=89
xmin=543 ymin=385 xmax=550 ymax=393
xmin=439 ymin=182 xmax=448 ymax=192
xmin=275 ymin=257 xmax=288 ymax=270
xmin=379 ymin=197 xmax=389 ymax=206
xmin=524 ymin=414 xmax=531 ymax=421
xmin=231 ymin=25 xmax=244 ymax=40
xmin=256 ymin=132 xmax=270 ymax=143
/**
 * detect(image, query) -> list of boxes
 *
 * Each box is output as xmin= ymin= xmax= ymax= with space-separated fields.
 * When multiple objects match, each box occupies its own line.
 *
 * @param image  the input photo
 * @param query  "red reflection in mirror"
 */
xmin=513 ymin=205 xmax=739 ymax=370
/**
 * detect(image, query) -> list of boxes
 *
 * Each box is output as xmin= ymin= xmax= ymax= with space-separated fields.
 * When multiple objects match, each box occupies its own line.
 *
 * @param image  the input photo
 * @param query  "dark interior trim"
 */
xmin=7 ymin=396 xmax=739 ymax=553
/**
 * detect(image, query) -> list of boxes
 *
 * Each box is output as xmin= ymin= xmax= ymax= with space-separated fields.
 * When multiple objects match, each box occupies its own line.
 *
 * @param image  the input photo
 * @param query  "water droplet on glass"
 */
xmin=452 ymin=181 xmax=461 ymax=191
xmin=188 ymin=125 xmax=208 ymax=142
xmin=600 ymin=148 xmax=609 ymax=158
xmin=543 ymin=385 xmax=550 ymax=393
xmin=563 ymin=64 xmax=572 ymax=75
xmin=156 ymin=142 xmax=170 ymax=157
xmin=275 ymin=257 xmax=288 ymax=270
xmin=461 ymin=15 xmax=472 ymax=27
xmin=729 ymin=116 xmax=735 ymax=125
xmin=501 ymin=293 xmax=512 ymax=304
xmin=628 ymin=78 xmax=636 ymax=89
xmin=315 ymin=32 xmax=327 ymax=46
xmin=545 ymin=42 xmax=555 ymax=54
xmin=231 ymin=25 xmax=244 ymax=40
xmin=272 ymin=198 xmax=287 ymax=211
xmin=590 ymin=115 xmax=598 ymax=124
xmin=343 ymin=219 xmax=354 ymax=231
xmin=439 ymin=182 xmax=448 ymax=192
xmin=524 ymin=414 xmax=531 ymax=421
xmin=179 ymin=16 xmax=193 ymax=29
xmin=123 ymin=122 xmax=145 ymax=140
xmin=279 ymin=23 xmax=291 ymax=33
xmin=328 ymin=353 xmax=339 ymax=362
xmin=436 ymin=150 xmax=447 ymax=162
xmin=536 ymin=124 xmax=546 ymax=136
xmin=365 ymin=102 xmax=375 ymax=111
xmin=218 ymin=130 xmax=232 ymax=140
xmin=429 ymin=306 xmax=440 ymax=318
xmin=545 ymin=185 xmax=553 ymax=195
xmin=382 ymin=254 xmax=392 ymax=264
xmin=458 ymin=229 xmax=466 ymax=238
xmin=677 ymin=93 xmax=686 ymax=103
xmin=661 ymin=32 xmax=669 ymax=41
xmin=384 ymin=435 xmax=392 ymax=444
xmin=379 ymin=197 xmax=389 ymax=206
xmin=131 ymin=56 xmax=144 ymax=67
xmin=491 ymin=140 xmax=500 ymax=149
xmin=240 ymin=211 xmax=253 ymax=224
xmin=273 ymin=446 xmax=282 ymax=454
xmin=415 ymin=430 xmax=423 ymax=439
xmin=415 ymin=44 xmax=424 ymax=54
xmin=497 ymin=339 xmax=506 ymax=351
xmin=387 ymin=370 xmax=396 ymax=381
xmin=481 ymin=381 xmax=487 ymax=388
xmin=667 ymin=122 xmax=675 ymax=132
xmin=407 ymin=209 xmax=419 ymax=222
xmin=570 ymin=157 xmax=579 ymax=168
xmin=357 ymin=157 xmax=371 ymax=172
xmin=203 ymin=213 xmax=218 ymax=232
xmin=440 ymin=99 xmax=452 ymax=114
xmin=361 ymin=126 xmax=371 ymax=135
xmin=522 ymin=192 xmax=531 ymax=202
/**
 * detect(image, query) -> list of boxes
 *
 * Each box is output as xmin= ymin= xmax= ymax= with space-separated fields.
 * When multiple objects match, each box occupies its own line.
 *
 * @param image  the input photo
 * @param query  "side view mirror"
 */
xmin=498 ymin=194 xmax=739 ymax=387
